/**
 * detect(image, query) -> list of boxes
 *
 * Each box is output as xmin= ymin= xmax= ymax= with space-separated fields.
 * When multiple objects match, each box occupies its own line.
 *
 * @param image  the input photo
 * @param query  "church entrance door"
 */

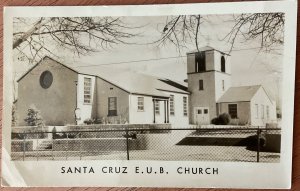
xmin=194 ymin=107 xmax=210 ymax=125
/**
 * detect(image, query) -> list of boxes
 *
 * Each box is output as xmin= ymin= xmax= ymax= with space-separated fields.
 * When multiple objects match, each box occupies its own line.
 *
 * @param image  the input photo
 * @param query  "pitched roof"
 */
xmin=186 ymin=45 xmax=230 ymax=55
xmin=19 ymin=56 xmax=189 ymax=98
xmin=217 ymin=85 xmax=261 ymax=103
xmin=78 ymin=65 xmax=189 ymax=97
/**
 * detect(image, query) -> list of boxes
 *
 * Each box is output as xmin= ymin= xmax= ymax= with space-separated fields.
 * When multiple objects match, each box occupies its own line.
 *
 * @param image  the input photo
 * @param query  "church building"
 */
xmin=16 ymin=57 xmax=190 ymax=126
xmin=15 ymin=46 xmax=277 ymax=127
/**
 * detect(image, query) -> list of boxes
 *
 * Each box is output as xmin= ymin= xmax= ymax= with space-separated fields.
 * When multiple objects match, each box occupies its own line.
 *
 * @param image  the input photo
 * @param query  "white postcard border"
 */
xmin=2 ymin=1 xmax=297 ymax=188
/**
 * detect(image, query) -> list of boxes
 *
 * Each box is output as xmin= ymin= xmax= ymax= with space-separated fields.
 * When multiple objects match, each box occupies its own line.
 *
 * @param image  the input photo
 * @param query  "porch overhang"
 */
xmin=152 ymin=97 xmax=170 ymax=124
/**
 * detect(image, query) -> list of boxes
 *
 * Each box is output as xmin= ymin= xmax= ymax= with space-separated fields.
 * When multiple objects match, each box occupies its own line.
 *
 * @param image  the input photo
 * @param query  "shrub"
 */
xmin=211 ymin=113 xmax=231 ymax=125
xmin=83 ymin=118 xmax=94 ymax=125
xmin=211 ymin=117 xmax=220 ymax=125
xmin=24 ymin=106 xmax=44 ymax=127
xmin=52 ymin=127 xmax=57 ymax=139
xmin=94 ymin=118 xmax=102 ymax=124
xmin=83 ymin=118 xmax=103 ymax=125
xmin=218 ymin=113 xmax=231 ymax=125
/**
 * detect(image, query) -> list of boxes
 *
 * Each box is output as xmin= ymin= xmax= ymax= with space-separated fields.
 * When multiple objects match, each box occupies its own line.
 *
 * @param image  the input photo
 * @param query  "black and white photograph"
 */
xmin=2 ymin=1 xmax=297 ymax=188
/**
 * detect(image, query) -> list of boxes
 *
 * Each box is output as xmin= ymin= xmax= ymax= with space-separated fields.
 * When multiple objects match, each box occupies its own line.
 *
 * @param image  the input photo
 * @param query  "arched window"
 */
xmin=221 ymin=56 xmax=226 ymax=72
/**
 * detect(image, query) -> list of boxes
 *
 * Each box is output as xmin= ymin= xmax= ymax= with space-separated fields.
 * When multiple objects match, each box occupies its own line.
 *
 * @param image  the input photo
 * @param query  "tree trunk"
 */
xmin=13 ymin=18 xmax=50 ymax=49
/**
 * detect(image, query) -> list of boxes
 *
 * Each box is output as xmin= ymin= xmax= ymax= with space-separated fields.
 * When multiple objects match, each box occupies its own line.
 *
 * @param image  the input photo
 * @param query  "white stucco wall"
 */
xmin=250 ymin=87 xmax=277 ymax=126
xmin=95 ymin=77 xmax=129 ymax=123
xmin=187 ymin=53 xmax=195 ymax=74
xmin=214 ymin=51 xmax=231 ymax=74
xmin=17 ymin=57 xmax=78 ymax=126
xmin=187 ymin=49 xmax=233 ymax=125
xmin=129 ymin=93 xmax=189 ymax=126
xmin=77 ymin=74 xmax=96 ymax=124
xmin=214 ymin=72 xmax=232 ymax=101
xmin=164 ymin=92 xmax=189 ymax=126
xmin=188 ymin=72 xmax=217 ymax=124
xmin=129 ymin=94 xmax=154 ymax=124
xmin=218 ymin=102 xmax=251 ymax=125
xmin=205 ymin=51 xmax=215 ymax=71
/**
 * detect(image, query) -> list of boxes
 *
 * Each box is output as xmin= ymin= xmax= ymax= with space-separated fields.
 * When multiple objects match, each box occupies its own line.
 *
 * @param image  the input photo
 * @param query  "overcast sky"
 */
xmin=13 ymin=15 xmax=283 ymax=107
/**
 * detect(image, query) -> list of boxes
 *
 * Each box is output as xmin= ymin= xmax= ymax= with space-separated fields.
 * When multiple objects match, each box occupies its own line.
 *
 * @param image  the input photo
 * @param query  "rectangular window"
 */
xmin=170 ymin=95 xmax=175 ymax=115
xmin=267 ymin=106 xmax=270 ymax=119
xmin=261 ymin=105 xmax=264 ymax=119
xmin=255 ymin=104 xmax=259 ymax=118
xmin=199 ymin=80 xmax=204 ymax=90
xmin=155 ymin=100 xmax=160 ymax=115
xmin=228 ymin=104 xmax=238 ymax=119
xmin=108 ymin=97 xmax=117 ymax=116
xmin=183 ymin=97 xmax=188 ymax=116
xmin=84 ymin=77 xmax=92 ymax=104
xmin=221 ymin=56 xmax=226 ymax=72
xmin=222 ymin=80 xmax=225 ymax=91
xmin=137 ymin=97 xmax=144 ymax=111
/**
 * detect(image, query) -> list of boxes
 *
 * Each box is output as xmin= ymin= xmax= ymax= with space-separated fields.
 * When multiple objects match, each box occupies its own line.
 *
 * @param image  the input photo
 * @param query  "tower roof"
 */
xmin=186 ymin=45 xmax=230 ymax=55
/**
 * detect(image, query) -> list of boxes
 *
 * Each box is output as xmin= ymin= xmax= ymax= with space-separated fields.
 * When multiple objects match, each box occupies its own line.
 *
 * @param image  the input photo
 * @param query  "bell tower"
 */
xmin=187 ymin=46 xmax=232 ymax=124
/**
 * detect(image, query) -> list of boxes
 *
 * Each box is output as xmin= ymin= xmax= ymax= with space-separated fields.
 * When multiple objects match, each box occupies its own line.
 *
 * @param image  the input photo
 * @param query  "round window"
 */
xmin=40 ymin=71 xmax=53 ymax=89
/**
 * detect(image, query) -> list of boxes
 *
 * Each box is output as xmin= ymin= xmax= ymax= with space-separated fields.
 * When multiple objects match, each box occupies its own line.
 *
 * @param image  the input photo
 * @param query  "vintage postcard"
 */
xmin=2 ymin=1 xmax=297 ymax=188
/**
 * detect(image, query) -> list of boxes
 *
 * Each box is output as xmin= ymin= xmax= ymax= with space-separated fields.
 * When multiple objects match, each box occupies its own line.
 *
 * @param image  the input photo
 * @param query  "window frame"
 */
xmin=108 ymin=97 xmax=117 ymax=116
xmin=40 ymin=70 xmax=53 ymax=89
xmin=266 ymin=105 xmax=270 ymax=119
xmin=183 ymin=96 xmax=188 ymax=116
xmin=228 ymin=104 xmax=238 ymax=119
xmin=222 ymin=80 xmax=225 ymax=91
xmin=199 ymin=80 xmax=204 ymax=91
xmin=137 ymin=97 xmax=144 ymax=112
xmin=83 ymin=77 xmax=92 ymax=104
xmin=170 ymin=95 xmax=175 ymax=116
xmin=261 ymin=104 xmax=264 ymax=119
xmin=154 ymin=100 xmax=160 ymax=115
xmin=255 ymin=104 xmax=259 ymax=119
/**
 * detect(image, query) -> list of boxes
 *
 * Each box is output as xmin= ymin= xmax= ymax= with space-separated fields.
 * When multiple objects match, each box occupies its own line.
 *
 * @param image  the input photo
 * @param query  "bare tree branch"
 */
xmin=195 ymin=15 xmax=201 ymax=51
xmin=13 ymin=17 xmax=139 ymax=63
xmin=152 ymin=15 xmax=203 ymax=51
xmin=13 ymin=18 xmax=53 ymax=49
xmin=154 ymin=13 xmax=284 ymax=53
xmin=223 ymin=13 xmax=284 ymax=53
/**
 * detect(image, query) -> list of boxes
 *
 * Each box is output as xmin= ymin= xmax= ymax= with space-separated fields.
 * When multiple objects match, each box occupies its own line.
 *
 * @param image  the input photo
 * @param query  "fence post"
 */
xmin=66 ymin=133 xmax=69 ymax=160
xmin=36 ymin=133 xmax=39 ymax=161
xmin=52 ymin=136 xmax=54 ymax=160
xmin=22 ymin=134 xmax=26 ymax=161
xmin=79 ymin=133 xmax=82 ymax=160
xmin=126 ymin=128 xmax=129 ymax=160
xmin=257 ymin=127 xmax=260 ymax=163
